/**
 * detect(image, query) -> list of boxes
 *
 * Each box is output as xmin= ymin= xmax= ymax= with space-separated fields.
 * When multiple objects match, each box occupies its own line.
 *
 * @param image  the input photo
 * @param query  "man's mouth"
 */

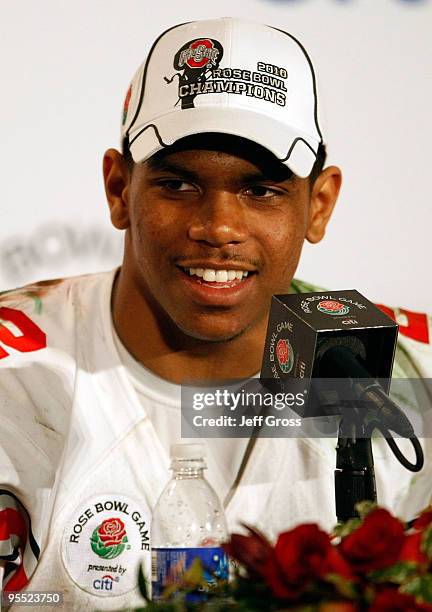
xmin=176 ymin=264 xmax=257 ymax=305
xmin=180 ymin=266 xmax=250 ymax=284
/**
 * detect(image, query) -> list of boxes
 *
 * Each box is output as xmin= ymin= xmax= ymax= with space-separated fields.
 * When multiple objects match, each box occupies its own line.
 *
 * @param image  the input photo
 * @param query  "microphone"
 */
xmin=259 ymin=289 xmax=411 ymax=436
xmin=315 ymin=341 xmax=415 ymax=437
xmin=260 ymin=289 xmax=424 ymax=520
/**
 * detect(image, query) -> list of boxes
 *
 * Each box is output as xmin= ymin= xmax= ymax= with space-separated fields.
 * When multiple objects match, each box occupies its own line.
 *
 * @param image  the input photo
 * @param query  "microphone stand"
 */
xmin=334 ymin=402 xmax=377 ymax=522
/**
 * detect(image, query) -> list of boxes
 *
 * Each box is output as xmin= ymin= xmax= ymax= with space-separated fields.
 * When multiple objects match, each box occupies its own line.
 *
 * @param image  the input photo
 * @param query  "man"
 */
xmin=0 ymin=17 xmax=431 ymax=611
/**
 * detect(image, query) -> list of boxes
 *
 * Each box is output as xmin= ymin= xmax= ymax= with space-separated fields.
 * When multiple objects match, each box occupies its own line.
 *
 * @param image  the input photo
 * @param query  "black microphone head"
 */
xmin=315 ymin=335 xmax=367 ymax=373
xmin=260 ymin=289 xmax=398 ymax=417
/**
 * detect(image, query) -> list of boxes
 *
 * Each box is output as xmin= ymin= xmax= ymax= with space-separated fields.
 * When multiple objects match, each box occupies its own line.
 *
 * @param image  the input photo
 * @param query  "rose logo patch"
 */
xmin=90 ymin=517 xmax=129 ymax=560
xmin=276 ymin=338 xmax=294 ymax=374
xmin=62 ymin=495 xmax=151 ymax=597
xmin=317 ymin=300 xmax=350 ymax=316
xmin=122 ymin=85 xmax=132 ymax=125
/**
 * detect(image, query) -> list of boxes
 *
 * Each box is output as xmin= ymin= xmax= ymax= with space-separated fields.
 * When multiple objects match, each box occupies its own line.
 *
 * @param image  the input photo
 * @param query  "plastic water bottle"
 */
xmin=151 ymin=443 xmax=229 ymax=601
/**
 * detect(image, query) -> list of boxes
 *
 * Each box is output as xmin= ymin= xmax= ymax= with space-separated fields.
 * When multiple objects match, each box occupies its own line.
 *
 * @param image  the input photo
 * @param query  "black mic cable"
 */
xmin=319 ymin=344 xmax=424 ymax=473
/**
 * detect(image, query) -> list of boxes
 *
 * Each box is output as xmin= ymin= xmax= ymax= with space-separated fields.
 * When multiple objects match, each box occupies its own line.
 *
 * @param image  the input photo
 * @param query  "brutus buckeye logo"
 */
xmin=165 ymin=38 xmax=223 ymax=109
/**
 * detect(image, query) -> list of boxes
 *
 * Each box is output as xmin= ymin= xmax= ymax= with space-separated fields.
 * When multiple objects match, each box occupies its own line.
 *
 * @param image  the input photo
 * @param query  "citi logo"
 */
xmin=93 ymin=574 xmax=119 ymax=590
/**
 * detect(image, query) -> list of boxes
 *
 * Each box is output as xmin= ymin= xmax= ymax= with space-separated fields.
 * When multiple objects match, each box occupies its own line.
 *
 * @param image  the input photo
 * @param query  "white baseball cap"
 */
xmin=121 ymin=17 xmax=324 ymax=178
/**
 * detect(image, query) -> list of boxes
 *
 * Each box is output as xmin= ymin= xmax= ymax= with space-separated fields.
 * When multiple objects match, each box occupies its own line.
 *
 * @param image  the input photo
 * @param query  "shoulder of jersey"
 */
xmin=0 ymin=270 xmax=112 ymax=367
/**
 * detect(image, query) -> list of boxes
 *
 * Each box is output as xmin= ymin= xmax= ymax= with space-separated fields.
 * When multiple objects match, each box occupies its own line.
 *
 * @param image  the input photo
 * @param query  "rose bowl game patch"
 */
xmin=61 ymin=494 xmax=151 ymax=597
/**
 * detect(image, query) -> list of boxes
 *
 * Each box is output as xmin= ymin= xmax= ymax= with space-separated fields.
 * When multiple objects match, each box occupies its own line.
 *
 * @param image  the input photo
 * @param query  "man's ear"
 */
xmin=306 ymin=166 xmax=342 ymax=244
xmin=103 ymin=148 xmax=131 ymax=230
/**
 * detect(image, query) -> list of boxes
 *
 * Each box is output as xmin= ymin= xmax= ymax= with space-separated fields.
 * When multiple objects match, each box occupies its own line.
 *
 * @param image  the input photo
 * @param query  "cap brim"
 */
xmin=129 ymin=106 xmax=320 ymax=178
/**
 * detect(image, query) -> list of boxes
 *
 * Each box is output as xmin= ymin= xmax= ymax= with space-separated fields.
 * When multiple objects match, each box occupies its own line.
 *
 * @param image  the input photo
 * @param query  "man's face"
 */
xmin=118 ymin=146 xmax=332 ymax=343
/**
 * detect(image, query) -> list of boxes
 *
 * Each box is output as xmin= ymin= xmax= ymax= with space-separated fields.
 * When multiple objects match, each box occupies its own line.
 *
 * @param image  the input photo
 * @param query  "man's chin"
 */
xmin=176 ymin=321 xmax=250 ymax=344
xmin=175 ymin=319 xmax=250 ymax=344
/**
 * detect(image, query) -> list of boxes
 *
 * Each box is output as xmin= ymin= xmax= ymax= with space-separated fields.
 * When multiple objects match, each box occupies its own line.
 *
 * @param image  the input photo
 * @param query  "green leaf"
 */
xmin=402 ymin=574 xmax=432 ymax=603
xmin=368 ymin=561 xmax=418 ymax=584
xmin=355 ymin=500 xmax=377 ymax=520
xmin=325 ymin=573 xmax=357 ymax=599
xmin=421 ymin=525 xmax=432 ymax=561
xmin=332 ymin=517 xmax=362 ymax=539
xmin=137 ymin=563 xmax=150 ymax=602
xmin=332 ymin=502 xmax=378 ymax=540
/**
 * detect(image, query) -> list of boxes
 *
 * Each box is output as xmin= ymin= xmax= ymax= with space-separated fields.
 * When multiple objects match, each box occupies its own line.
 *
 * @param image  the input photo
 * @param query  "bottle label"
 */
xmin=151 ymin=546 xmax=228 ymax=601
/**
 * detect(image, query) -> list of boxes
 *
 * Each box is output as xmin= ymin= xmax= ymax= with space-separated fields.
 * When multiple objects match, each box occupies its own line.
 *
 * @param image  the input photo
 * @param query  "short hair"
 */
xmin=122 ymin=135 xmax=327 ymax=184
xmin=309 ymin=142 xmax=327 ymax=184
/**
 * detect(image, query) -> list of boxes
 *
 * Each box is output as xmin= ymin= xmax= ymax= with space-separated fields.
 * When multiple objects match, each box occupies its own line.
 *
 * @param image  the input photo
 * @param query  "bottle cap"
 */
xmin=170 ymin=443 xmax=206 ymax=460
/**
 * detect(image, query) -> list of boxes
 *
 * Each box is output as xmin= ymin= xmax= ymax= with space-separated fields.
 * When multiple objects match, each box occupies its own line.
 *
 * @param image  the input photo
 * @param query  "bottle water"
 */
xmin=151 ymin=443 xmax=229 ymax=601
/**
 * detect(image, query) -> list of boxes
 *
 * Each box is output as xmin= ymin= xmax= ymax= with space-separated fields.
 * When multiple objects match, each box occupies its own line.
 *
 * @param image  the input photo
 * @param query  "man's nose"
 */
xmin=187 ymin=190 xmax=249 ymax=247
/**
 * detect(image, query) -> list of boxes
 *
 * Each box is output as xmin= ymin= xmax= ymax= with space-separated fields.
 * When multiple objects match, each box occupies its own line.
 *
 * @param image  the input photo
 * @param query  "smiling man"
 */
xmin=106 ymin=135 xmax=340 ymax=384
xmin=1 ymin=16 xmax=431 ymax=611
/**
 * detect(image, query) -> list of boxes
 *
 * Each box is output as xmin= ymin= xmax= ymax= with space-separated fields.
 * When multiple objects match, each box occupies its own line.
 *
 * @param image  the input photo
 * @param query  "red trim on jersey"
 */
xmin=376 ymin=304 xmax=430 ymax=345
xmin=0 ymin=307 xmax=46 ymax=359
xmin=4 ymin=563 xmax=29 ymax=592
xmin=0 ymin=507 xmax=29 ymax=592
xmin=0 ymin=507 xmax=27 ymax=543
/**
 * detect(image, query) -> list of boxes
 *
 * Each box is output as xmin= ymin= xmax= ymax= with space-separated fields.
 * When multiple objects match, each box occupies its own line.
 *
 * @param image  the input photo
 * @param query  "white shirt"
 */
xmin=112 ymin=324 xmax=250 ymax=505
xmin=0 ymin=269 xmax=431 ymax=610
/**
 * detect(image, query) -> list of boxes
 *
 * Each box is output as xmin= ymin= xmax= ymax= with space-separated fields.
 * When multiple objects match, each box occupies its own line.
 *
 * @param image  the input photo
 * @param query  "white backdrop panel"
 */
xmin=0 ymin=0 xmax=431 ymax=311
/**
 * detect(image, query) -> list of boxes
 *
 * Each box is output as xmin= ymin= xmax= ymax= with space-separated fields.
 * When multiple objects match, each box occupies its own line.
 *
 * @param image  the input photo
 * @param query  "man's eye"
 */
xmin=159 ymin=179 xmax=196 ymax=192
xmin=245 ymin=185 xmax=278 ymax=198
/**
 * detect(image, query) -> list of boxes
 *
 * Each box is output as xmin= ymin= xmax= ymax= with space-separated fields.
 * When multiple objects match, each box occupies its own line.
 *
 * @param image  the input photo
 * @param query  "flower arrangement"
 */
xmin=134 ymin=503 xmax=432 ymax=611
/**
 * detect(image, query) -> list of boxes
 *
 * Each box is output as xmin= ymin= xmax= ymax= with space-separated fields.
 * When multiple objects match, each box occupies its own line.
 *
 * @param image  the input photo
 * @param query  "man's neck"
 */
xmin=111 ymin=268 xmax=267 ymax=384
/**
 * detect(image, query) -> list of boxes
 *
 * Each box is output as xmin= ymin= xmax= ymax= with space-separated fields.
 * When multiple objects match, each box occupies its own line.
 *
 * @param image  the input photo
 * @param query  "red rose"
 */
xmin=399 ymin=532 xmax=428 ymax=565
xmin=370 ymin=588 xmax=432 ymax=611
xmin=276 ymin=340 xmax=289 ymax=364
xmin=275 ymin=524 xmax=354 ymax=584
xmin=318 ymin=604 xmax=357 ymax=612
xmin=223 ymin=526 xmax=274 ymax=578
xmin=224 ymin=524 xmax=355 ymax=602
xmin=123 ymin=85 xmax=132 ymax=114
xmin=275 ymin=524 xmax=332 ymax=583
xmin=223 ymin=527 xmax=301 ymax=600
xmin=340 ymin=508 xmax=405 ymax=573
xmin=98 ymin=517 xmax=127 ymax=547
xmin=325 ymin=546 xmax=357 ymax=580
xmin=414 ymin=508 xmax=432 ymax=531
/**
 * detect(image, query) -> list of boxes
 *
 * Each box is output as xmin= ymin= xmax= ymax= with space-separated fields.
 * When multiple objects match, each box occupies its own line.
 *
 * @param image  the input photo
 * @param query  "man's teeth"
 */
xmin=187 ymin=268 xmax=249 ymax=282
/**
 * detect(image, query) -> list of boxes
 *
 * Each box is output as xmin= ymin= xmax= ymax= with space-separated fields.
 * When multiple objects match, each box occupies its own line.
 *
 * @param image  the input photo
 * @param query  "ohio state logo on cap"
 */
xmin=178 ymin=39 xmax=220 ymax=69
xmin=317 ymin=300 xmax=350 ymax=316
xmin=165 ymin=37 xmax=224 ymax=110
xmin=276 ymin=338 xmax=294 ymax=374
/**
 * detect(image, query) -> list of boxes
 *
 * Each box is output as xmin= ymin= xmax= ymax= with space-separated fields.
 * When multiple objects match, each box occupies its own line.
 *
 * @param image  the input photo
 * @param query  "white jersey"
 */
xmin=0 ymin=270 xmax=431 ymax=610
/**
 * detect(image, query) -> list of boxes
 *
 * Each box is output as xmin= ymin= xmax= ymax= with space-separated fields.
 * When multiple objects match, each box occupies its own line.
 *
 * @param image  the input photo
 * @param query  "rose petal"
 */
xmin=340 ymin=509 xmax=405 ymax=573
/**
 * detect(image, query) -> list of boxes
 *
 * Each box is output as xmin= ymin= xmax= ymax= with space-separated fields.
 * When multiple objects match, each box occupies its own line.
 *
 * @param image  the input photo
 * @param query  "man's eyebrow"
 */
xmin=241 ymin=171 xmax=275 ymax=183
xmin=145 ymin=160 xmax=286 ymax=184
xmin=145 ymin=160 xmax=199 ymax=182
